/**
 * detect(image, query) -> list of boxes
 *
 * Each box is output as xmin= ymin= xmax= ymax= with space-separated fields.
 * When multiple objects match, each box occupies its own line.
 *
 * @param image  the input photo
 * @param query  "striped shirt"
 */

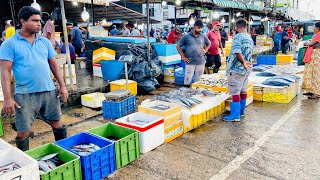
xmin=226 ymin=33 xmax=253 ymax=75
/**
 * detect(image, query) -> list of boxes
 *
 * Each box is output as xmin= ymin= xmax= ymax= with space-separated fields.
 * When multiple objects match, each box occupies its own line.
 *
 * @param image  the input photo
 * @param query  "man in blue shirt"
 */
xmin=0 ymin=6 xmax=69 ymax=151
xmin=224 ymin=18 xmax=253 ymax=122
xmin=109 ymin=25 xmax=119 ymax=36
xmin=281 ymin=26 xmax=290 ymax=54
xmin=177 ymin=20 xmax=211 ymax=86
xmin=71 ymin=21 xmax=83 ymax=57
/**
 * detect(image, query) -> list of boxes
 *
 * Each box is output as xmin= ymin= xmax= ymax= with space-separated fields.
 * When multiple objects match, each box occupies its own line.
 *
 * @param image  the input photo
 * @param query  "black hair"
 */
xmin=315 ymin=22 xmax=320 ymax=29
xmin=194 ymin=20 xmax=203 ymax=28
xmin=61 ymin=35 xmax=71 ymax=43
xmin=127 ymin=23 xmax=134 ymax=28
xmin=18 ymin=6 xmax=41 ymax=22
xmin=9 ymin=20 xmax=14 ymax=26
xmin=73 ymin=22 xmax=78 ymax=27
xmin=235 ymin=18 xmax=247 ymax=28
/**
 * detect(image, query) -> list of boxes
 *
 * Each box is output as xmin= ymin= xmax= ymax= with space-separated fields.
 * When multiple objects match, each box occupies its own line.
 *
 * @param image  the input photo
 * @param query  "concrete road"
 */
xmin=106 ymin=95 xmax=320 ymax=180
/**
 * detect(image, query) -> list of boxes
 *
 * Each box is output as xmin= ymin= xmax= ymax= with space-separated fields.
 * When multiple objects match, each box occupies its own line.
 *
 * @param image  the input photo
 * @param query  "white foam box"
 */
xmin=164 ymin=76 xmax=174 ymax=84
xmin=0 ymin=148 xmax=40 ymax=180
xmin=115 ymin=112 xmax=164 ymax=154
xmin=81 ymin=92 xmax=105 ymax=108
xmin=93 ymin=64 xmax=103 ymax=78
xmin=0 ymin=138 xmax=13 ymax=151
xmin=158 ymin=54 xmax=181 ymax=65
xmin=92 ymin=47 xmax=116 ymax=64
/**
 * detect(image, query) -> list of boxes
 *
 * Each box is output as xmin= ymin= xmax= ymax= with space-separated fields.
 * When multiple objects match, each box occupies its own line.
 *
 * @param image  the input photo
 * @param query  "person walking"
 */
xmin=70 ymin=22 xmax=83 ymax=57
xmin=220 ymin=28 xmax=228 ymax=48
xmin=42 ymin=13 xmax=56 ymax=47
xmin=0 ymin=6 xmax=69 ymax=151
xmin=224 ymin=18 xmax=253 ymax=122
xmin=206 ymin=21 xmax=224 ymax=74
xmin=302 ymin=22 xmax=320 ymax=99
xmin=176 ymin=20 xmax=211 ymax=86
xmin=281 ymin=26 xmax=291 ymax=54
xmin=272 ymin=26 xmax=282 ymax=54
xmin=109 ymin=25 xmax=119 ymax=36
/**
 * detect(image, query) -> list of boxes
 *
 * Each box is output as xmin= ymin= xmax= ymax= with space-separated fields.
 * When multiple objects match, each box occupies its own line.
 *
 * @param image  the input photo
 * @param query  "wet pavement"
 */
xmin=1 ymin=86 xmax=320 ymax=179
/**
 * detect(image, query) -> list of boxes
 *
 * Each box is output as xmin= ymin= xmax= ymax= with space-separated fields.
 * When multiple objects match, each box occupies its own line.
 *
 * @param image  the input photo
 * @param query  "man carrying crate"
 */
xmin=0 ymin=7 xmax=69 ymax=151
xmin=224 ymin=18 xmax=253 ymax=122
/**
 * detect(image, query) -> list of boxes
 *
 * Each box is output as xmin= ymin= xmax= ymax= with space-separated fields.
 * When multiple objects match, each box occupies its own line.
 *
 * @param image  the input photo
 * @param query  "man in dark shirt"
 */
xmin=220 ymin=28 xmax=228 ymax=48
xmin=176 ymin=20 xmax=211 ymax=86
xmin=281 ymin=26 xmax=291 ymax=54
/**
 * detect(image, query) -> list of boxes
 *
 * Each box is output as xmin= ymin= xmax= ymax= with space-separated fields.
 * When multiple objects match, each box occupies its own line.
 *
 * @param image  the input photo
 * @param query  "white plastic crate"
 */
xmin=93 ymin=64 xmax=103 ymax=78
xmin=0 ymin=148 xmax=40 ymax=180
xmin=0 ymin=138 xmax=12 ymax=151
xmin=158 ymin=54 xmax=181 ymax=65
xmin=116 ymin=112 xmax=164 ymax=154
xmin=81 ymin=92 xmax=105 ymax=108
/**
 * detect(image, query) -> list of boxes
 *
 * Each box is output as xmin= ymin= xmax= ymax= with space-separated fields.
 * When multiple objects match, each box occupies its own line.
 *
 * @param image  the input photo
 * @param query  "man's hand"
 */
xmin=200 ymin=49 xmax=207 ymax=55
xmin=3 ymin=98 xmax=20 ymax=115
xmin=244 ymin=61 xmax=252 ymax=70
xmin=221 ymin=51 xmax=225 ymax=57
xmin=59 ymin=85 xmax=69 ymax=102
xmin=182 ymin=56 xmax=190 ymax=63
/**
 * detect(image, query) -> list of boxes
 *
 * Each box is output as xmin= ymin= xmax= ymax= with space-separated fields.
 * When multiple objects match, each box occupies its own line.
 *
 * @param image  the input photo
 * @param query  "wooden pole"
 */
xmin=59 ymin=0 xmax=74 ymax=86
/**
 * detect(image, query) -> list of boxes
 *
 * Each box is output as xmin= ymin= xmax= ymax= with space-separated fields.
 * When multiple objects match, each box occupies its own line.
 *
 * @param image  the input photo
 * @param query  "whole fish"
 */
xmin=38 ymin=160 xmax=51 ymax=172
xmin=0 ymin=162 xmax=20 ymax=175
xmin=37 ymin=153 xmax=64 ymax=173
xmin=38 ymin=153 xmax=58 ymax=161
xmin=71 ymin=143 xmax=101 ymax=156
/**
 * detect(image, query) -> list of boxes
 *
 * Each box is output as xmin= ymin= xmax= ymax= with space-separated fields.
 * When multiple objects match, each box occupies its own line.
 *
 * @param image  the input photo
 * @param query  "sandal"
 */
xmin=303 ymin=92 xmax=313 ymax=96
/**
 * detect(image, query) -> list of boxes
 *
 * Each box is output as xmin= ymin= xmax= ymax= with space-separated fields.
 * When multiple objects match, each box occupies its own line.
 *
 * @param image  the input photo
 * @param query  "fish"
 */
xmin=0 ymin=162 xmax=21 ymax=175
xmin=71 ymin=143 xmax=101 ymax=156
xmin=38 ymin=153 xmax=58 ymax=161
xmin=37 ymin=153 xmax=64 ymax=173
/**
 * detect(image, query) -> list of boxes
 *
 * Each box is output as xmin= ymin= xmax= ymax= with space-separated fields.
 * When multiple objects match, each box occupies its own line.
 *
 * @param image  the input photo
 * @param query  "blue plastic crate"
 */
xmin=174 ymin=69 xmax=194 ymax=85
xmin=152 ymin=44 xmax=179 ymax=56
xmin=56 ymin=132 xmax=116 ymax=180
xmin=256 ymin=55 xmax=276 ymax=65
xmin=103 ymin=95 xmax=136 ymax=119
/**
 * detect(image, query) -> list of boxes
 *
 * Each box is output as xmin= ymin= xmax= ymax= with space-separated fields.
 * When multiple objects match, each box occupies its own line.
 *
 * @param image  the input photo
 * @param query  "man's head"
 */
xmin=73 ymin=22 xmax=78 ymax=27
xmin=212 ymin=21 xmax=221 ymax=31
xmin=18 ymin=6 xmax=42 ymax=34
xmin=174 ymin=27 xmax=180 ymax=34
xmin=42 ymin=12 xmax=52 ymax=22
xmin=235 ymin=18 xmax=248 ymax=33
xmin=126 ymin=23 xmax=134 ymax=31
xmin=193 ymin=20 xmax=203 ymax=34
xmin=284 ymin=26 xmax=289 ymax=31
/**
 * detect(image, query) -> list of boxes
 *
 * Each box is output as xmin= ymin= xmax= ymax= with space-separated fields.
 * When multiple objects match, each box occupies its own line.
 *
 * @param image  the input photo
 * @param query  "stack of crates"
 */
xmin=162 ymin=65 xmax=175 ymax=84
xmin=88 ymin=123 xmax=140 ymax=169
xmin=55 ymin=132 xmax=116 ymax=180
xmin=110 ymin=79 xmax=137 ymax=95
xmin=253 ymin=86 xmax=263 ymax=101
xmin=256 ymin=55 xmax=276 ymax=65
xmin=138 ymin=100 xmax=183 ymax=143
xmin=262 ymin=83 xmax=297 ymax=104
xmin=152 ymin=44 xmax=181 ymax=66
xmin=26 ymin=143 xmax=82 ymax=180
xmin=92 ymin=47 xmax=116 ymax=77
xmin=256 ymin=35 xmax=267 ymax=46
xmin=224 ymin=40 xmax=233 ymax=56
xmin=102 ymin=95 xmax=136 ymax=119
xmin=276 ymin=54 xmax=294 ymax=65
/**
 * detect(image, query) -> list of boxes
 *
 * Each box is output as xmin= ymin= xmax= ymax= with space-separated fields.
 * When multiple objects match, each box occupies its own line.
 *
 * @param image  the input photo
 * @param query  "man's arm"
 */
xmin=0 ymin=61 xmax=20 ymax=114
xmin=70 ymin=29 xmax=75 ymax=43
xmin=219 ymin=40 xmax=224 ymax=55
xmin=48 ymin=58 xmax=68 ymax=102
xmin=46 ymin=32 xmax=51 ymax=41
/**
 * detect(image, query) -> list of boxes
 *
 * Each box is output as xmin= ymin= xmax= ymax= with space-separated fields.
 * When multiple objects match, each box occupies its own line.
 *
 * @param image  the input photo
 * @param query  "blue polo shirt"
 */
xmin=0 ymin=32 xmax=56 ymax=94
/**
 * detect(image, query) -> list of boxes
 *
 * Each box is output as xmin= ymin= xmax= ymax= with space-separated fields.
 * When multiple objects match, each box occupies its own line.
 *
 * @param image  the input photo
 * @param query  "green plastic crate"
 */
xmin=0 ymin=116 xmax=4 ymax=137
xmin=88 ymin=123 xmax=140 ymax=169
xmin=26 ymin=143 xmax=82 ymax=180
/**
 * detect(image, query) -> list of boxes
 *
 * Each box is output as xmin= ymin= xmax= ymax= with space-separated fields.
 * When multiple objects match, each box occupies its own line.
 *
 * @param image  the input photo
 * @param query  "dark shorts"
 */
xmin=14 ymin=90 xmax=61 ymax=132
xmin=75 ymin=47 xmax=82 ymax=57
xmin=206 ymin=54 xmax=222 ymax=68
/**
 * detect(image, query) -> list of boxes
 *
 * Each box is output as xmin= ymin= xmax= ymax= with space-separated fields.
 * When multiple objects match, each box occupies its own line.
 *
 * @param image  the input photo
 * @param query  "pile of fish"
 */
xmin=37 ymin=153 xmax=64 ymax=174
xmin=71 ymin=143 xmax=101 ymax=156
xmin=267 ymin=65 xmax=304 ymax=74
xmin=198 ymin=76 xmax=228 ymax=87
xmin=0 ymin=162 xmax=21 ymax=175
xmin=151 ymin=88 xmax=218 ymax=108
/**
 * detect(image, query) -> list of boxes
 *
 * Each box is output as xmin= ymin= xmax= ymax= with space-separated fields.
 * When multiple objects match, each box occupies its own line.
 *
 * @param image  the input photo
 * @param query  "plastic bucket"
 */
xmin=100 ymin=60 xmax=124 ymax=81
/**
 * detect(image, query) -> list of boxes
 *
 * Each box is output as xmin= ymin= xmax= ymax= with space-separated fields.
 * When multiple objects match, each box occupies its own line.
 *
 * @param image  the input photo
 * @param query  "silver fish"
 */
xmin=0 ymin=162 xmax=21 ymax=175
xmin=38 ymin=160 xmax=51 ymax=172
xmin=38 ymin=153 xmax=58 ymax=161
xmin=71 ymin=143 xmax=101 ymax=156
xmin=46 ymin=160 xmax=57 ymax=170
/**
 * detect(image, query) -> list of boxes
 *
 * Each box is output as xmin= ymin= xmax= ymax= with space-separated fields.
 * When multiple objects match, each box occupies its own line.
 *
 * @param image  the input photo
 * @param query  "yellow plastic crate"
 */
xmin=223 ymin=48 xmax=231 ymax=56
xmin=93 ymin=47 xmax=116 ymax=64
xmin=165 ymin=120 xmax=183 ymax=143
xmin=110 ymin=79 xmax=137 ymax=95
xmin=138 ymin=101 xmax=181 ymax=119
xmin=276 ymin=54 xmax=294 ymax=64
xmin=262 ymin=84 xmax=296 ymax=104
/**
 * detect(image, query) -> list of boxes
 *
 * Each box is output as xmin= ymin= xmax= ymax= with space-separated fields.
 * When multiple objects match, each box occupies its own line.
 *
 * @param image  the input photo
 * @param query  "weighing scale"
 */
xmin=105 ymin=55 xmax=134 ymax=101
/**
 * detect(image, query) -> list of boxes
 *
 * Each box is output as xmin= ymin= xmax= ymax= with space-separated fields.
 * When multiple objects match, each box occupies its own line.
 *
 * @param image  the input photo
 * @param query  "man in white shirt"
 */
xmin=123 ymin=23 xmax=133 ymax=36
xmin=131 ymin=27 xmax=141 ymax=36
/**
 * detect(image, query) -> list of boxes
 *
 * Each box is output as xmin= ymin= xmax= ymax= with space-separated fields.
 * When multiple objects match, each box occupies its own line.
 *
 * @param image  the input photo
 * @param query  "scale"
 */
xmin=105 ymin=55 xmax=134 ymax=101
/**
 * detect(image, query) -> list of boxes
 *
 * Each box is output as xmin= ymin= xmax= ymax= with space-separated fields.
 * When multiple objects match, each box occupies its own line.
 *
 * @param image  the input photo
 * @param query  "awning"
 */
xmin=64 ymin=1 xmax=160 ymax=24
xmin=245 ymin=4 xmax=264 ymax=12
xmin=213 ymin=0 xmax=247 ymax=10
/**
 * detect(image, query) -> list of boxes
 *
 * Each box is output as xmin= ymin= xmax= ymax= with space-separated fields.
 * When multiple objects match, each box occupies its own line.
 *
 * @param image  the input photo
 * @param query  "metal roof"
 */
xmin=64 ymin=1 xmax=160 ymax=23
xmin=212 ymin=0 xmax=263 ymax=12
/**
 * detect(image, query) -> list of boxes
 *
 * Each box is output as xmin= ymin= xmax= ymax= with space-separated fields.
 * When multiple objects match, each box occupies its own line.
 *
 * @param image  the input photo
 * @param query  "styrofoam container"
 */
xmin=93 ymin=64 xmax=103 ymax=78
xmin=115 ymin=112 xmax=164 ymax=154
xmin=0 ymin=138 xmax=12 ymax=151
xmin=80 ymin=61 xmax=86 ymax=69
xmin=163 ymin=67 xmax=175 ymax=76
xmin=81 ymin=92 xmax=105 ymax=108
xmin=164 ymin=76 xmax=174 ymax=84
xmin=158 ymin=54 xmax=181 ymax=65
xmin=0 ymin=148 xmax=40 ymax=180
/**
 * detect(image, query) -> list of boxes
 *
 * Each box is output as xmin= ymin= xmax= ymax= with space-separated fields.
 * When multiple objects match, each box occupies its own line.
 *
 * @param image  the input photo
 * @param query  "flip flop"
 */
xmin=303 ymin=92 xmax=313 ymax=96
